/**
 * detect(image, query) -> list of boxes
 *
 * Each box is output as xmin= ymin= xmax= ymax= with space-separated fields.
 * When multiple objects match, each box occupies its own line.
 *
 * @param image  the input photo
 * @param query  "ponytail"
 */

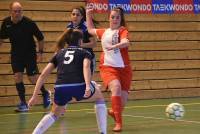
xmin=55 ymin=28 xmax=83 ymax=52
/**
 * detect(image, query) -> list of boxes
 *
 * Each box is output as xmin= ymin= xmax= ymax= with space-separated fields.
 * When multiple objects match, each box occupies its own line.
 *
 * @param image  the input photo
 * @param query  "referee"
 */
xmin=0 ymin=1 xmax=51 ymax=112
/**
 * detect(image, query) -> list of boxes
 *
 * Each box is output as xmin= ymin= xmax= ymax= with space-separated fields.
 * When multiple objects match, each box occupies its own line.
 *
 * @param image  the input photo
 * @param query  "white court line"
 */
xmin=123 ymin=114 xmax=200 ymax=124
xmin=125 ymin=102 xmax=200 ymax=109
xmin=0 ymin=102 xmax=200 ymax=117
xmin=0 ymin=108 xmax=94 ymax=117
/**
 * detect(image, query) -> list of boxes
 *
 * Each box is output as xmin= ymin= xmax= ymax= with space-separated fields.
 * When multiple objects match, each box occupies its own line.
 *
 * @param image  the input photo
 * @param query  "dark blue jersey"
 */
xmin=50 ymin=47 xmax=92 ymax=85
xmin=67 ymin=21 xmax=94 ymax=58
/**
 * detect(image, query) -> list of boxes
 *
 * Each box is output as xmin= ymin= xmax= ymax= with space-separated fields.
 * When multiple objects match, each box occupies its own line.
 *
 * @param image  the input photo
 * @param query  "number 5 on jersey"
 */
xmin=64 ymin=51 xmax=75 ymax=64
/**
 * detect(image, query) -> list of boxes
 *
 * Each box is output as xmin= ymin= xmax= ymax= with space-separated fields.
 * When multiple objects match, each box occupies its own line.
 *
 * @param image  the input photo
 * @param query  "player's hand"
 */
xmin=28 ymin=96 xmax=37 ymax=108
xmin=37 ymin=53 xmax=43 ymax=63
xmin=84 ymin=88 xmax=91 ymax=98
xmin=86 ymin=7 xmax=94 ymax=16
xmin=105 ymin=45 xmax=115 ymax=51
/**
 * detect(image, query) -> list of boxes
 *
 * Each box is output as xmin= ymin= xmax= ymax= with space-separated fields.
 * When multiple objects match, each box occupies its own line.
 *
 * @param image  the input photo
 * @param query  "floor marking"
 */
xmin=0 ymin=102 xmax=200 ymax=117
xmin=123 ymin=114 xmax=200 ymax=124
xmin=125 ymin=102 xmax=200 ymax=109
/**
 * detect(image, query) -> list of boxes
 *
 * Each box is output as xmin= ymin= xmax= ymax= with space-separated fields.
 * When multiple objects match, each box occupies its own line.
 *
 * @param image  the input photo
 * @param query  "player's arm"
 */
xmin=0 ymin=38 xmax=3 ymax=46
xmin=83 ymin=58 xmax=92 ymax=98
xmin=81 ymin=36 xmax=96 ymax=48
xmin=106 ymin=29 xmax=130 ymax=51
xmin=32 ymin=21 xmax=44 ymax=61
xmin=38 ymin=39 xmax=44 ymax=54
xmin=28 ymin=63 xmax=55 ymax=107
xmin=0 ymin=21 xmax=7 ymax=46
xmin=86 ymin=8 xmax=96 ymax=36
xmin=107 ymin=38 xmax=130 ymax=51
xmin=36 ymin=39 xmax=44 ymax=62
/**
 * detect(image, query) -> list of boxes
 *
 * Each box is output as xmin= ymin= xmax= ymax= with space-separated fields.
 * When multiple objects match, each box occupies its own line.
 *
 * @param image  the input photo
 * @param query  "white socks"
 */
xmin=32 ymin=112 xmax=57 ymax=134
xmin=95 ymin=102 xmax=107 ymax=134
xmin=32 ymin=104 xmax=106 ymax=134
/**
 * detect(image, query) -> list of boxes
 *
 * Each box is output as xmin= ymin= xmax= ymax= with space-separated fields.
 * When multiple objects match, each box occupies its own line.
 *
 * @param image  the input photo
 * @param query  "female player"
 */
xmin=28 ymin=28 xmax=107 ymax=134
xmin=86 ymin=7 xmax=132 ymax=132
xmin=66 ymin=6 xmax=96 ymax=73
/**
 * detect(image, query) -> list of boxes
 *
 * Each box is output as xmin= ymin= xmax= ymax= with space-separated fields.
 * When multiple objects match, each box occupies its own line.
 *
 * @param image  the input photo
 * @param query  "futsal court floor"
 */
xmin=0 ymin=97 xmax=200 ymax=134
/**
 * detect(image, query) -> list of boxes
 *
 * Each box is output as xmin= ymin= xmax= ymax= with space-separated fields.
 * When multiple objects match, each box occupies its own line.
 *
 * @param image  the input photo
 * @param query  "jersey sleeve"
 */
xmin=119 ymin=27 xmax=129 ymax=41
xmin=95 ymin=29 xmax=105 ymax=40
xmin=49 ymin=53 xmax=58 ymax=67
xmin=83 ymin=50 xmax=93 ymax=61
xmin=31 ymin=21 xmax=44 ymax=41
xmin=0 ymin=20 xmax=8 ymax=39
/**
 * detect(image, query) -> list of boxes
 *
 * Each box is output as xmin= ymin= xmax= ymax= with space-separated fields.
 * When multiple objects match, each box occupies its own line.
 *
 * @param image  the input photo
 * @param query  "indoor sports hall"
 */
xmin=0 ymin=0 xmax=200 ymax=134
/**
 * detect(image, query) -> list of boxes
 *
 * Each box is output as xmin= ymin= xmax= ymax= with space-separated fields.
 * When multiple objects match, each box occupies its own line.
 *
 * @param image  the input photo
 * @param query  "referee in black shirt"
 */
xmin=0 ymin=1 xmax=51 ymax=112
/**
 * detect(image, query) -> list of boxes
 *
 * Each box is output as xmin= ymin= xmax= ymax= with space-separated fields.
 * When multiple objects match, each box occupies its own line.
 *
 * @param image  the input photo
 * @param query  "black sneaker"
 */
xmin=43 ymin=90 xmax=51 ymax=109
xmin=15 ymin=102 xmax=29 ymax=112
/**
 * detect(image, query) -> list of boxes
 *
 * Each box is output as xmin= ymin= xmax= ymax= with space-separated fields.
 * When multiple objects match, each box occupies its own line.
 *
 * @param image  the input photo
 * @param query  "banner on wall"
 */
xmin=86 ymin=0 xmax=200 ymax=14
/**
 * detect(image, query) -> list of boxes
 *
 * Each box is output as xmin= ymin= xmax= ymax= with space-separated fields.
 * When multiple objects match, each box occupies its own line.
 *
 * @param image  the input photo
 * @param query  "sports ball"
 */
xmin=165 ymin=103 xmax=185 ymax=120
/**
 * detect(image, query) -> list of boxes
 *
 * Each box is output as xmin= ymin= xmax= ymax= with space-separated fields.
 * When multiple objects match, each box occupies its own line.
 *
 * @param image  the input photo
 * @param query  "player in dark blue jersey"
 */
xmin=67 ymin=6 xmax=96 ymax=73
xmin=28 ymin=28 xmax=107 ymax=134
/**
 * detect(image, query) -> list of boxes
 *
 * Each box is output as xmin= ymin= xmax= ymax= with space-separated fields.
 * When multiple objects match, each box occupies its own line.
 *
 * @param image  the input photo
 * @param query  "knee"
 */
xmin=14 ymin=73 xmax=23 ymax=83
xmin=51 ymin=108 xmax=64 ymax=118
xmin=95 ymin=88 xmax=104 ymax=100
xmin=110 ymin=83 xmax=121 ymax=96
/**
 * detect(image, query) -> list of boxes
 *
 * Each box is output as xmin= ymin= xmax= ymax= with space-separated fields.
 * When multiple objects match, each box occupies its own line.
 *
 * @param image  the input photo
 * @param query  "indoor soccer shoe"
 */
xmin=15 ymin=102 xmax=29 ymax=112
xmin=43 ymin=90 xmax=51 ymax=109
xmin=113 ymin=123 xmax=122 ymax=132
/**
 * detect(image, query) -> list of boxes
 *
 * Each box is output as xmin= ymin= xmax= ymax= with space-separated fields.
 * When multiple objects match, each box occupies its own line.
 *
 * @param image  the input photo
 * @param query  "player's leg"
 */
xmin=110 ymin=65 xmax=132 ymax=131
xmin=11 ymin=58 xmax=28 ymax=112
xmin=108 ymin=79 xmax=123 ymax=132
xmin=99 ymin=67 xmax=122 ymax=132
xmin=32 ymin=103 xmax=65 ymax=134
xmin=14 ymin=72 xmax=25 ymax=102
xmin=26 ymin=58 xmax=51 ymax=108
xmin=119 ymin=65 xmax=132 ymax=114
xmin=108 ymin=90 xmax=128 ymax=120
xmin=121 ymin=90 xmax=128 ymax=110
xmin=14 ymin=72 xmax=29 ymax=112
xmin=89 ymin=81 xmax=107 ymax=134
xmin=32 ymin=86 xmax=70 ymax=134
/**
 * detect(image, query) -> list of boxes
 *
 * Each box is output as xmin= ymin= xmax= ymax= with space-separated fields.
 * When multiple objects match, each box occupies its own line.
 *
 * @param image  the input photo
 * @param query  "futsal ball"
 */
xmin=165 ymin=103 xmax=185 ymax=120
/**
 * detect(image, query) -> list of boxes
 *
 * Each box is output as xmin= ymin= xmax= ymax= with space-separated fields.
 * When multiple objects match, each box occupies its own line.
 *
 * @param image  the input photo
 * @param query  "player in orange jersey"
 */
xmin=86 ymin=7 xmax=132 ymax=132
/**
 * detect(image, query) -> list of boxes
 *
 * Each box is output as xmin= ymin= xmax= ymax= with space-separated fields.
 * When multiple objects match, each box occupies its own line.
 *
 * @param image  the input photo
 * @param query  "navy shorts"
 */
xmin=11 ymin=55 xmax=39 ymax=76
xmin=54 ymin=82 xmax=96 ymax=106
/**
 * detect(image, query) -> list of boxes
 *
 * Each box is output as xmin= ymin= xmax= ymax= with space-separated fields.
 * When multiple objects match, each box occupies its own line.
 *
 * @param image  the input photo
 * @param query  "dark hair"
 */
xmin=112 ymin=7 xmax=126 ymax=27
xmin=71 ymin=6 xmax=85 ymax=22
xmin=71 ymin=6 xmax=98 ymax=25
xmin=55 ymin=28 xmax=83 ymax=52
xmin=79 ymin=6 xmax=86 ymax=21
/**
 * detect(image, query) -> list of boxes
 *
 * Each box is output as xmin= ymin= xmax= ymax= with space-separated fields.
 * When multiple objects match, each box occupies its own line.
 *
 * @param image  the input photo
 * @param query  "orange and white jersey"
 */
xmin=95 ymin=26 xmax=130 ymax=67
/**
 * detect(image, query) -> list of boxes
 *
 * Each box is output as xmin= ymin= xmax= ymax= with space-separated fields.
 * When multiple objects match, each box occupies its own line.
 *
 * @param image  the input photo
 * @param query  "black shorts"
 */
xmin=11 ymin=55 xmax=39 ymax=76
